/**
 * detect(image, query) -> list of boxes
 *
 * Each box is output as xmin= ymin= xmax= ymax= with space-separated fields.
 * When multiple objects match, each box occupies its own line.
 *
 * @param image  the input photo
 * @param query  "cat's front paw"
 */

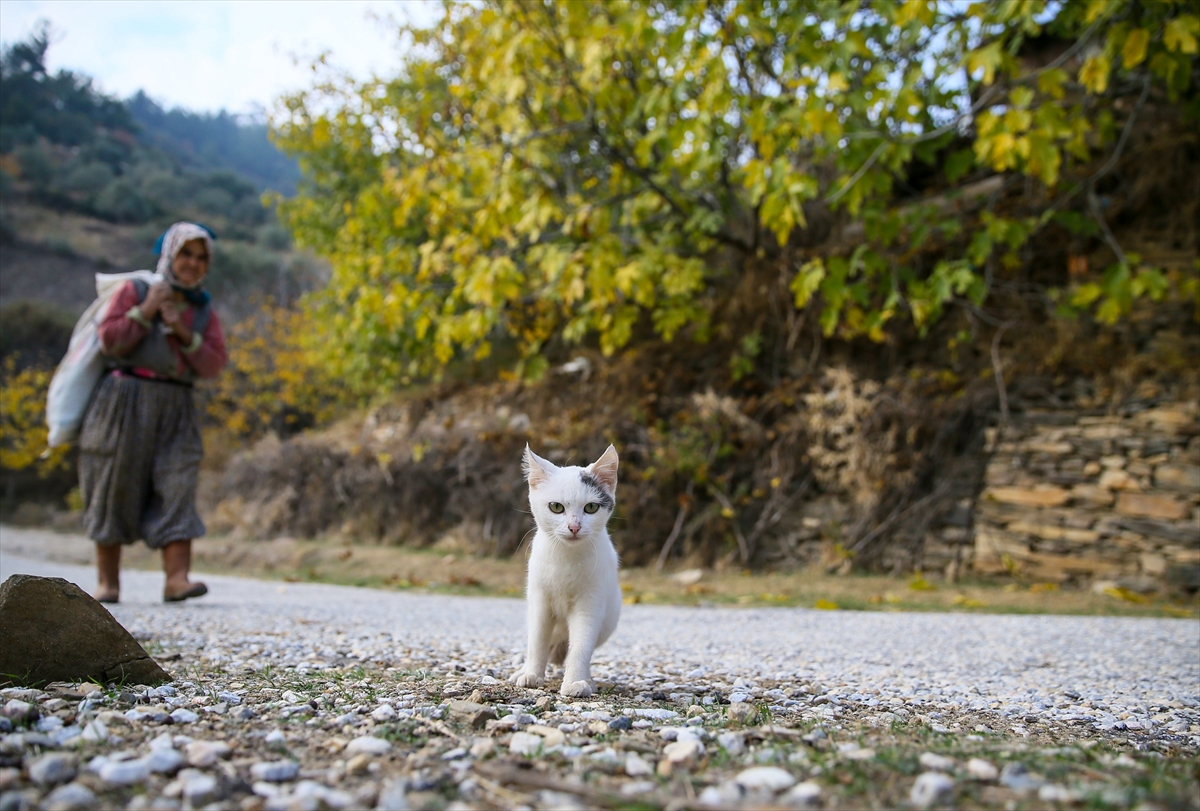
xmin=559 ymin=679 xmax=594 ymax=698
xmin=511 ymin=670 xmax=545 ymax=689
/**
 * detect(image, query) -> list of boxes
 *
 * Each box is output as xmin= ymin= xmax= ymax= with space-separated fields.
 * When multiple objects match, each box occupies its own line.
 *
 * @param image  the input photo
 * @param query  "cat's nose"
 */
xmin=568 ymin=520 xmax=581 ymax=535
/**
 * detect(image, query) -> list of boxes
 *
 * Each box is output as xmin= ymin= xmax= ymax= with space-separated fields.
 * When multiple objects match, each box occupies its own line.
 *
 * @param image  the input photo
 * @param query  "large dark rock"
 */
xmin=0 ymin=574 xmax=171 ymax=687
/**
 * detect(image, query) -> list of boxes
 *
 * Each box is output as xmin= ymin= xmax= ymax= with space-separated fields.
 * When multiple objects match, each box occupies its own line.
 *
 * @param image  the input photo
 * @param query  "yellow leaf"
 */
xmin=1122 ymin=27 xmax=1150 ymax=68
xmin=826 ymin=72 xmax=849 ymax=93
xmin=894 ymin=0 xmax=930 ymax=26
xmin=814 ymin=599 xmax=840 ymax=610
xmin=1103 ymin=586 xmax=1149 ymax=603
xmin=1078 ymin=54 xmax=1110 ymax=94
xmin=1084 ymin=0 xmax=1109 ymax=24
xmin=908 ymin=574 xmax=937 ymax=591
xmin=966 ymin=41 xmax=1003 ymax=85
xmin=790 ymin=259 xmax=826 ymax=309
xmin=1036 ymin=68 xmax=1068 ymax=100
xmin=1164 ymin=15 xmax=1199 ymax=55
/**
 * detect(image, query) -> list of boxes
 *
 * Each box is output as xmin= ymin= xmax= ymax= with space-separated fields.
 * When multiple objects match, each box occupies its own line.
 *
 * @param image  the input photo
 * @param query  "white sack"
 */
xmin=46 ymin=270 xmax=160 ymax=447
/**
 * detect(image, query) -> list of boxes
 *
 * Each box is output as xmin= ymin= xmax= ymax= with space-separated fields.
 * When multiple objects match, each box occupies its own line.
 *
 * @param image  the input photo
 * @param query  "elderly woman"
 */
xmin=80 ymin=221 xmax=227 ymax=603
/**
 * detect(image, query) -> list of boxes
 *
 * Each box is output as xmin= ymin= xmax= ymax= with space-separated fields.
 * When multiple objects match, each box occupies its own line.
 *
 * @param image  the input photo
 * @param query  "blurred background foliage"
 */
xmin=273 ymin=0 xmax=1199 ymax=391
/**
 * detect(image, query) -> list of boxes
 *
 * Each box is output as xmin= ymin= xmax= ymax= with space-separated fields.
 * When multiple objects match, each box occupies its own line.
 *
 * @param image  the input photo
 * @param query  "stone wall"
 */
xmin=968 ymin=402 xmax=1200 ymax=588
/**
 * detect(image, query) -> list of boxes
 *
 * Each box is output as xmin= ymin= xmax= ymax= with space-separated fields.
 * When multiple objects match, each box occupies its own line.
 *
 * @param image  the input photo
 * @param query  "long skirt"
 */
xmin=78 ymin=372 xmax=206 ymax=548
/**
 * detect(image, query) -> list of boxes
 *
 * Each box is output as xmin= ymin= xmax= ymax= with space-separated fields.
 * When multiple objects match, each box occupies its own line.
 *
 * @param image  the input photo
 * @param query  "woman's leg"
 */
xmin=95 ymin=543 xmax=121 ymax=603
xmin=162 ymin=539 xmax=207 ymax=601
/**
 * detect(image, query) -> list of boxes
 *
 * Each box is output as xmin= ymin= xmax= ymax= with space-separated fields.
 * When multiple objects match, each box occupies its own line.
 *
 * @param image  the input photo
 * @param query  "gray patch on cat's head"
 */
xmin=579 ymin=472 xmax=615 ymax=511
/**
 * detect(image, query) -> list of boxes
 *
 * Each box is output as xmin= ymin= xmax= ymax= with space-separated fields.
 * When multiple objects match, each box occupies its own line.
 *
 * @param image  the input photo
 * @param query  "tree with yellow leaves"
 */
xmin=273 ymin=0 xmax=1198 ymax=386
xmin=0 ymin=357 xmax=70 ymax=482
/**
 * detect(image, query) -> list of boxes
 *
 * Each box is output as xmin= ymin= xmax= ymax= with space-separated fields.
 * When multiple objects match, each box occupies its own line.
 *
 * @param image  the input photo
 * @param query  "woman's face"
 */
xmin=173 ymin=239 xmax=210 ymax=287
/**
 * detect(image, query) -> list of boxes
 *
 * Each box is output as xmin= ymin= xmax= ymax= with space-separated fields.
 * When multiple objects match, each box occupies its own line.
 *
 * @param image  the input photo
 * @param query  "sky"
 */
xmin=0 ymin=0 xmax=438 ymax=116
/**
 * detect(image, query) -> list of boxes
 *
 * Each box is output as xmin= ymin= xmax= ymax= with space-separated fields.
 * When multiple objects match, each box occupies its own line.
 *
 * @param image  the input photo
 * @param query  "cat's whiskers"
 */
xmin=515 ymin=526 xmax=537 ymax=557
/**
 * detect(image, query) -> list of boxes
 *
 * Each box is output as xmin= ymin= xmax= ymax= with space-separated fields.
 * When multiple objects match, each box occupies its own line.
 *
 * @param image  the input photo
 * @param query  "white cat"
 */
xmin=510 ymin=444 xmax=622 ymax=698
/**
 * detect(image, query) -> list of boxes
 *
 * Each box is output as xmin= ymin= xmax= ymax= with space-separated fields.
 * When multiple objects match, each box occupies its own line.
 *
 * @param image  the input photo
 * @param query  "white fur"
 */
xmin=510 ymin=444 xmax=622 ymax=698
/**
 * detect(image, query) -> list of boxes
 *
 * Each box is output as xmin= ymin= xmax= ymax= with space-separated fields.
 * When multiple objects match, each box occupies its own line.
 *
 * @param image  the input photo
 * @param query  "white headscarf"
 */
xmin=155 ymin=222 xmax=214 ymax=290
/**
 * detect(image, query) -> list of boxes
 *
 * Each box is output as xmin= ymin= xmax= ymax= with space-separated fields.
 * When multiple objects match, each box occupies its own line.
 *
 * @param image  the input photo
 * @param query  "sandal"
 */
xmin=94 ymin=593 xmax=119 ymax=604
xmin=163 ymin=582 xmax=208 ymax=603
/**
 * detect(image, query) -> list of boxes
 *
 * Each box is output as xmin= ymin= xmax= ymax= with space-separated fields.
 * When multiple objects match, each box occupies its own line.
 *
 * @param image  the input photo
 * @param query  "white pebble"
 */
xmin=345 ymin=735 xmax=392 ymax=756
xmin=508 ymin=731 xmax=543 ymax=756
xmin=371 ymin=704 xmax=397 ymax=722
xmin=169 ymin=708 xmax=199 ymax=724
xmin=918 ymin=752 xmax=956 ymax=772
xmin=911 ymin=771 xmax=956 ymax=808
xmin=250 ymin=760 xmax=300 ymax=782
xmin=98 ymin=757 xmax=151 ymax=785
xmin=734 ymin=766 xmax=796 ymax=793
xmin=185 ymin=740 xmax=231 ymax=768
xmin=966 ymin=757 xmax=999 ymax=781
xmin=625 ymin=752 xmax=654 ymax=777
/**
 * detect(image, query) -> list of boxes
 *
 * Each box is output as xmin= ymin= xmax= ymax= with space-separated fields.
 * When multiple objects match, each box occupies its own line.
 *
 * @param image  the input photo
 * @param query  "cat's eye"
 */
xmin=548 ymin=502 xmax=565 ymax=514
xmin=583 ymin=503 xmax=600 ymax=514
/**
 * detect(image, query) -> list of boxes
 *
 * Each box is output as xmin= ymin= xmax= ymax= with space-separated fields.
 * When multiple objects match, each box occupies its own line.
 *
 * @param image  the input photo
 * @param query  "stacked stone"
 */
xmin=971 ymin=402 xmax=1200 ymax=587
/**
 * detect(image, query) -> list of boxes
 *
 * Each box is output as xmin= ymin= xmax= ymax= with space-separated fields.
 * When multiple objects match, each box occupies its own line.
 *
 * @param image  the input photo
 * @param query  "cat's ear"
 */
xmin=523 ymin=444 xmax=553 ymax=489
xmin=588 ymin=444 xmax=619 ymax=492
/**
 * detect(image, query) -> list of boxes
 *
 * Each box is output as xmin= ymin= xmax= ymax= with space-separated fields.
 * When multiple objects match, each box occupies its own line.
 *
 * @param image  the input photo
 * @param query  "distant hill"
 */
xmin=127 ymin=92 xmax=300 ymax=195
xmin=0 ymin=25 xmax=298 ymax=240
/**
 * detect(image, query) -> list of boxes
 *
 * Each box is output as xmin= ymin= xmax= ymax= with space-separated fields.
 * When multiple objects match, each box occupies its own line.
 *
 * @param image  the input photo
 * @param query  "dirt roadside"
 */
xmin=3 ymin=524 xmax=1195 ymax=619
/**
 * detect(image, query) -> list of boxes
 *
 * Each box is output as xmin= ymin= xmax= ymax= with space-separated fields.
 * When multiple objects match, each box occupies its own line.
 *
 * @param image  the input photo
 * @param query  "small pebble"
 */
xmin=911 ymin=771 xmax=956 ymax=808
xmin=98 ymin=757 xmax=151 ymax=785
xmin=27 ymin=752 xmax=76 ymax=787
xmin=250 ymin=760 xmax=300 ymax=782
xmin=918 ymin=752 xmax=956 ymax=772
xmin=344 ymin=736 xmax=391 ymax=756
xmin=181 ymin=769 xmax=219 ymax=806
xmin=507 ymin=731 xmax=543 ymax=756
xmin=966 ymin=757 xmax=998 ymax=781
xmin=168 ymin=708 xmax=198 ymax=725
xmin=734 ymin=766 xmax=796 ymax=792
xmin=625 ymin=752 xmax=654 ymax=777
xmin=40 ymin=782 xmax=95 ymax=811
xmin=185 ymin=740 xmax=231 ymax=768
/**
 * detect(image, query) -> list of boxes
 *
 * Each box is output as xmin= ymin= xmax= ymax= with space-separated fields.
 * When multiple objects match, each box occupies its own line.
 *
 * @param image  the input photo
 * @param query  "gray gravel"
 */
xmin=3 ymin=546 xmax=1197 ymax=743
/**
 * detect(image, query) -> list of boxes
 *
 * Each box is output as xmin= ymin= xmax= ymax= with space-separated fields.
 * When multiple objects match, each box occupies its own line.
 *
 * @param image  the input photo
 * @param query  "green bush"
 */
xmin=255 ymin=222 xmax=291 ymax=251
xmin=59 ymin=161 xmax=114 ymax=196
xmin=12 ymin=142 xmax=54 ymax=186
xmin=93 ymin=177 xmax=153 ymax=223
xmin=190 ymin=186 xmax=234 ymax=218
xmin=138 ymin=170 xmax=188 ymax=213
xmin=210 ymin=240 xmax=280 ymax=296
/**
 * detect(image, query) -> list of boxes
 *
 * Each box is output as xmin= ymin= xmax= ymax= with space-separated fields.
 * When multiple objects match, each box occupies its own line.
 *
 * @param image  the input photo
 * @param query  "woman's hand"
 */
xmin=140 ymin=281 xmax=174 ymax=320
xmin=160 ymin=300 xmax=193 ymax=346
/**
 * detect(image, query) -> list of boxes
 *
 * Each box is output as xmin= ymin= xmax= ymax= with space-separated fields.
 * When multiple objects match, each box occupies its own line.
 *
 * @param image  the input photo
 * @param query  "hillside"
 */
xmin=0 ymin=29 xmax=324 ymax=362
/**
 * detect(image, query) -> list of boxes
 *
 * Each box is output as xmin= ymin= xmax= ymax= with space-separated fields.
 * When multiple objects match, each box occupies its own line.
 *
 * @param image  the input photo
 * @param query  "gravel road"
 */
xmin=3 ymin=528 xmax=1198 ymax=743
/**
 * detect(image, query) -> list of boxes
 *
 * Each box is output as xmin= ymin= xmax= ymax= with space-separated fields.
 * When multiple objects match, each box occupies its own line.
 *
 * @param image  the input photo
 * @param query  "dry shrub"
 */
xmin=801 ymin=367 xmax=906 ymax=511
xmin=201 ymin=343 xmax=993 ymax=574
